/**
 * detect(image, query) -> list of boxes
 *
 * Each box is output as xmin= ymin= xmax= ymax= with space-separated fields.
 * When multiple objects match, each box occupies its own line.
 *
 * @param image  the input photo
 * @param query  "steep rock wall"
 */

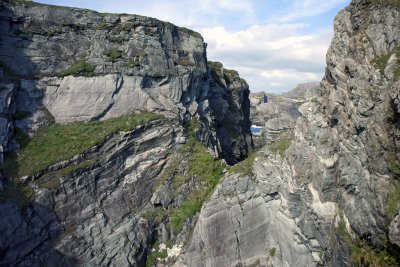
xmin=176 ymin=0 xmax=400 ymax=266
xmin=0 ymin=0 xmax=251 ymax=165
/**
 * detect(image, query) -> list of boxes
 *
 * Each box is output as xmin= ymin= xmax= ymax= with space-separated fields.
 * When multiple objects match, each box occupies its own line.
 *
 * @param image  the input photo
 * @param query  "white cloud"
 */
xmin=37 ymin=0 xmax=350 ymax=93
xmin=200 ymin=24 xmax=332 ymax=92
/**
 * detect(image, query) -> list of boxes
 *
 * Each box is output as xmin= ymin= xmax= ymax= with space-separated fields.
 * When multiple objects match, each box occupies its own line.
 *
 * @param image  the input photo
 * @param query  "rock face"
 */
xmin=176 ymin=0 xmax=400 ymax=266
xmin=250 ymin=93 xmax=300 ymax=148
xmin=0 ymin=0 xmax=251 ymax=164
xmin=281 ymin=82 xmax=320 ymax=100
xmin=0 ymin=119 xmax=184 ymax=266
xmin=0 ymin=1 xmax=251 ymax=266
xmin=1 ymin=0 xmax=400 ymax=266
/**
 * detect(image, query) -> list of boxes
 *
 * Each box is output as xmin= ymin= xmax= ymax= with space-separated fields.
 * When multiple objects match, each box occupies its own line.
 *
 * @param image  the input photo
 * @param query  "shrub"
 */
xmin=228 ymin=152 xmax=256 ymax=176
xmin=56 ymin=59 xmax=95 ymax=77
xmin=269 ymin=247 xmax=276 ymax=257
xmin=175 ymin=58 xmax=195 ymax=67
xmin=104 ymin=48 xmax=124 ymax=62
xmin=387 ymin=183 xmax=400 ymax=219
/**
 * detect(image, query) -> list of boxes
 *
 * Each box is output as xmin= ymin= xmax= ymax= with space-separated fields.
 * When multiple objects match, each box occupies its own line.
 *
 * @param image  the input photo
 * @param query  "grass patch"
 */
xmin=320 ymin=139 xmax=329 ymax=145
xmin=223 ymin=68 xmax=238 ymax=77
xmin=336 ymin=211 xmax=398 ymax=267
xmin=269 ymin=247 xmax=276 ymax=257
xmin=269 ymin=137 xmax=290 ymax=156
xmin=175 ymin=58 xmax=195 ymax=67
xmin=169 ymin=139 xmax=224 ymax=232
xmin=387 ymin=183 xmax=400 ymax=219
xmin=372 ymin=46 xmax=400 ymax=80
xmin=177 ymin=27 xmax=202 ymax=39
xmin=56 ymin=59 xmax=95 ymax=77
xmin=228 ymin=152 xmax=256 ymax=176
xmin=108 ymin=35 xmax=125 ymax=44
xmin=388 ymin=152 xmax=400 ymax=176
xmin=145 ymin=241 xmax=169 ymax=267
xmin=0 ymin=181 xmax=35 ymax=209
xmin=125 ymin=59 xmax=140 ymax=68
xmin=36 ymin=158 xmax=97 ymax=189
xmin=0 ymin=153 xmax=35 ymax=209
xmin=104 ymin=48 xmax=124 ymax=62
xmin=168 ymin=120 xmax=224 ymax=233
xmin=207 ymin=61 xmax=223 ymax=70
xmin=372 ymin=53 xmax=391 ymax=76
xmin=12 ymin=112 xmax=162 ymax=177
xmin=142 ymin=207 xmax=168 ymax=223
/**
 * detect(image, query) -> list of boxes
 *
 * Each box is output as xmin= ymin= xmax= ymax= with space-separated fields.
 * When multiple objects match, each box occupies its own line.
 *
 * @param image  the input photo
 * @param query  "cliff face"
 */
xmin=0 ymin=0 xmax=251 ymax=165
xmin=0 ymin=1 xmax=252 ymax=266
xmin=176 ymin=0 xmax=400 ymax=266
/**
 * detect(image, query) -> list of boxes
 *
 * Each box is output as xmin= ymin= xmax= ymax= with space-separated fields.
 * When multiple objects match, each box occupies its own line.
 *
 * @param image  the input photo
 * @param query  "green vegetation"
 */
xmin=104 ymin=48 xmax=124 ymax=62
xmin=169 ymin=138 xmax=224 ymax=232
xmin=0 ymin=153 xmax=35 ymax=209
xmin=372 ymin=53 xmax=392 ymax=76
xmin=372 ymin=46 xmax=400 ymax=80
xmin=142 ymin=207 xmax=168 ymax=223
xmin=177 ymin=27 xmax=203 ymax=39
xmin=167 ymin=120 xmax=224 ymax=232
xmin=388 ymin=152 xmax=400 ymax=176
xmin=228 ymin=152 xmax=256 ymax=176
xmin=207 ymin=61 xmax=223 ymax=70
xmin=320 ymin=139 xmax=329 ymax=145
xmin=109 ymin=35 xmax=126 ymax=44
xmin=56 ymin=59 xmax=95 ymax=77
xmin=208 ymin=61 xmax=226 ymax=87
xmin=269 ymin=137 xmax=290 ymax=156
xmin=0 ymin=179 xmax=34 ymax=209
xmin=96 ymin=21 xmax=108 ymax=30
xmin=137 ymin=50 xmax=148 ymax=58
xmin=145 ymin=241 xmax=169 ymax=267
xmin=38 ymin=107 xmax=56 ymax=125
xmin=125 ymin=59 xmax=140 ymax=68
xmin=175 ymin=58 xmax=195 ymax=67
xmin=223 ymin=68 xmax=238 ymax=77
xmin=387 ymin=183 xmax=400 ymax=219
xmin=6 ymin=112 xmax=161 ymax=177
xmin=37 ymin=158 xmax=97 ymax=189
xmin=336 ymin=211 xmax=398 ymax=267
xmin=269 ymin=247 xmax=276 ymax=257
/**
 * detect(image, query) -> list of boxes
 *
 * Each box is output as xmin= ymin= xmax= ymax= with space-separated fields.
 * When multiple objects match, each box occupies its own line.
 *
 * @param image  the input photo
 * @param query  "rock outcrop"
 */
xmin=0 ymin=0 xmax=251 ymax=165
xmin=0 ymin=0 xmax=251 ymax=266
xmin=176 ymin=0 xmax=400 ymax=266
xmin=1 ymin=0 xmax=400 ymax=266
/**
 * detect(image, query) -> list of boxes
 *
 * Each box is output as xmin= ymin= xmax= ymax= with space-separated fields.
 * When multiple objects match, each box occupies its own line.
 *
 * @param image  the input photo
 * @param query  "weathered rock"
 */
xmin=175 ymin=0 xmax=400 ymax=266
xmin=0 ymin=0 xmax=251 ymax=164
xmin=0 ymin=119 xmax=184 ymax=266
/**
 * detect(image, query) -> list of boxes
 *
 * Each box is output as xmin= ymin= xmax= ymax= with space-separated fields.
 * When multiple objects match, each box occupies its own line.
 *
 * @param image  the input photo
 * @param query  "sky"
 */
xmin=37 ymin=0 xmax=351 ymax=93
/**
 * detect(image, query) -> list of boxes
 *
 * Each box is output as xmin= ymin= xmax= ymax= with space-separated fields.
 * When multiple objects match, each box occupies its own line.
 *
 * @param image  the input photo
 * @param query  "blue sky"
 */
xmin=37 ymin=0 xmax=351 ymax=93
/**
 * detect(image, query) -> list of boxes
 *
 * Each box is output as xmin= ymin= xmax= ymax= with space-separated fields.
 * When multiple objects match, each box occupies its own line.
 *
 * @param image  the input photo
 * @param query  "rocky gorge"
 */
xmin=0 ymin=0 xmax=400 ymax=267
